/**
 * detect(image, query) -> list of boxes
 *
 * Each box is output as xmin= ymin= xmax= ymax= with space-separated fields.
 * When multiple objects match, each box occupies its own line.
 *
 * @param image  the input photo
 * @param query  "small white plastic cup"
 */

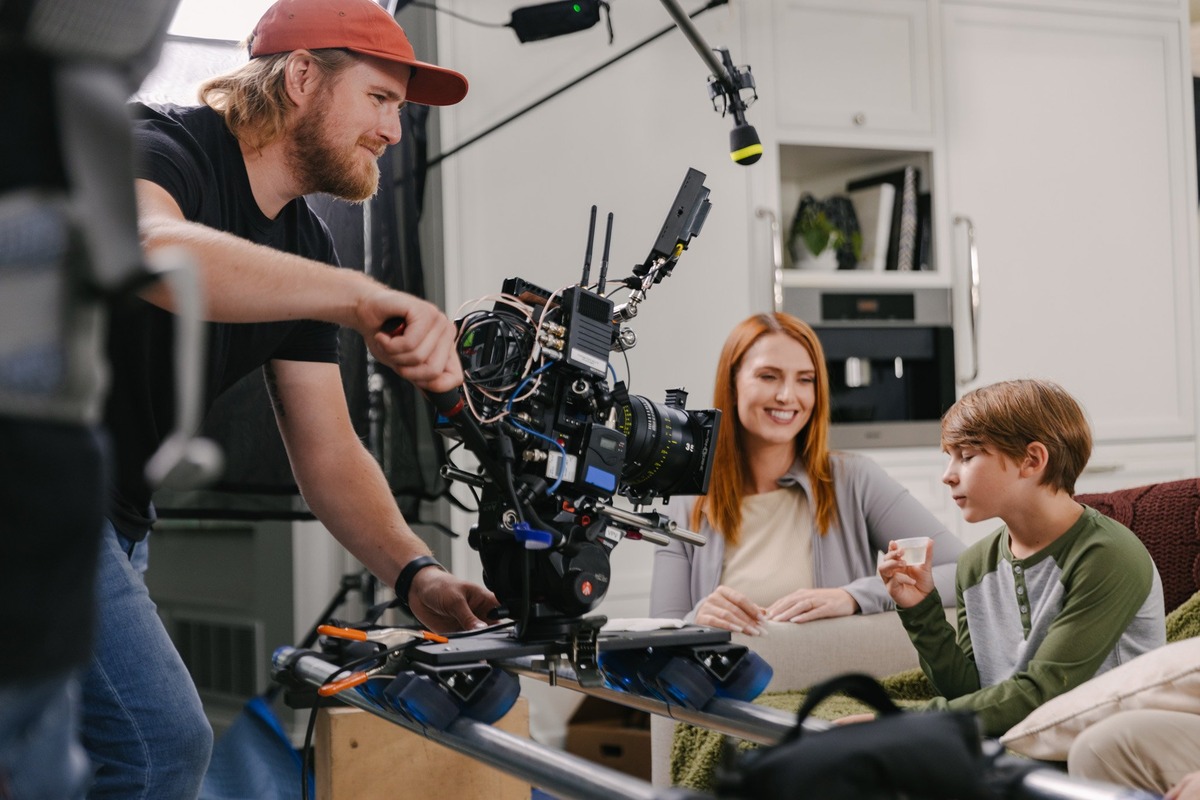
xmin=894 ymin=536 xmax=932 ymax=566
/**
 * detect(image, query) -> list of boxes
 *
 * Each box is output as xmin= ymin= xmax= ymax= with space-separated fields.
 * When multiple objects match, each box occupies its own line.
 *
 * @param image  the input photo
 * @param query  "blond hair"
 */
xmin=941 ymin=379 xmax=1092 ymax=494
xmin=692 ymin=312 xmax=837 ymax=546
xmin=198 ymin=48 xmax=356 ymax=149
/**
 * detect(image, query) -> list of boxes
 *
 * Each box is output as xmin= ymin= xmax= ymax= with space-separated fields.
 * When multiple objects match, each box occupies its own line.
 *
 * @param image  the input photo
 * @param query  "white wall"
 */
xmin=435 ymin=2 xmax=762 ymax=406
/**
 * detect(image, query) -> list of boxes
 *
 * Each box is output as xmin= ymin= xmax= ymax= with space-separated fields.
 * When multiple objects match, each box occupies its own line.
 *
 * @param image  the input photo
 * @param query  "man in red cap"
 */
xmin=93 ymin=1 xmax=497 ymax=795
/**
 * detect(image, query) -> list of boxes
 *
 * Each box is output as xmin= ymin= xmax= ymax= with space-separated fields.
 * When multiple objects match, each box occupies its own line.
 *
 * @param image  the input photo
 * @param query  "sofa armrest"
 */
xmin=735 ymin=611 xmax=932 ymax=692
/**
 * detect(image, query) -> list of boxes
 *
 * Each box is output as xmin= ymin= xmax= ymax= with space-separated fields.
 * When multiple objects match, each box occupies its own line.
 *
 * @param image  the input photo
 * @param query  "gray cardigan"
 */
xmin=649 ymin=452 xmax=966 ymax=619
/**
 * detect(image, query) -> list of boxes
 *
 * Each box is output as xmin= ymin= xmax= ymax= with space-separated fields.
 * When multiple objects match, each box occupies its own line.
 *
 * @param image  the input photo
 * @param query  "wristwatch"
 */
xmin=394 ymin=555 xmax=445 ymax=615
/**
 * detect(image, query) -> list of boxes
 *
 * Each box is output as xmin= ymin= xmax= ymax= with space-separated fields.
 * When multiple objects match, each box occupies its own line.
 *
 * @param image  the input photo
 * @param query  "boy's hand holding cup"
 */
xmin=895 ymin=536 xmax=933 ymax=566
xmin=879 ymin=536 xmax=936 ymax=608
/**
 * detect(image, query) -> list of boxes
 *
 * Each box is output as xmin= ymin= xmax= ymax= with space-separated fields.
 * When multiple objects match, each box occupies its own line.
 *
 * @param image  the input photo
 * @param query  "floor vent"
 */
xmin=173 ymin=617 xmax=260 ymax=700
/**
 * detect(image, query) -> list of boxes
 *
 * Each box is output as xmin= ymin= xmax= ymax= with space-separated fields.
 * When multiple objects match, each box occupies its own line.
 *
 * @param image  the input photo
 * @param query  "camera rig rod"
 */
xmin=613 ymin=261 xmax=666 ymax=321
xmin=598 ymin=504 xmax=706 ymax=547
xmin=440 ymin=463 xmax=487 ymax=489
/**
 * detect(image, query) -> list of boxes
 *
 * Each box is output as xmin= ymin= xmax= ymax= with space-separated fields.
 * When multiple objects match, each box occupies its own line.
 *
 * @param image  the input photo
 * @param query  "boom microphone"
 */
xmin=657 ymin=0 xmax=760 ymax=166
xmin=730 ymin=121 xmax=762 ymax=166
xmin=711 ymin=47 xmax=761 ymax=166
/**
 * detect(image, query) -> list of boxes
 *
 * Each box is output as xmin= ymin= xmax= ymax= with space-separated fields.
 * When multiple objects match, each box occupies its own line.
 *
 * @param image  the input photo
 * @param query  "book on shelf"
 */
xmin=915 ymin=191 xmax=933 ymax=271
xmin=846 ymin=165 xmax=920 ymax=271
xmin=847 ymin=183 xmax=895 ymax=271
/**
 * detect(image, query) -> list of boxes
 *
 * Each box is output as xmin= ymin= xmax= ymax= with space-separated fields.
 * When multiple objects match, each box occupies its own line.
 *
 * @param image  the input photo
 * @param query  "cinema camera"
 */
xmin=436 ymin=168 xmax=719 ymax=641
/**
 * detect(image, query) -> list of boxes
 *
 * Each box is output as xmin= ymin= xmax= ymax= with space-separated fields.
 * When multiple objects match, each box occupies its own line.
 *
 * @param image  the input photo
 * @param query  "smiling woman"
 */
xmin=734 ymin=332 xmax=817 ymax=467
xmin=649 ymin=311 xmax=968 ymax=634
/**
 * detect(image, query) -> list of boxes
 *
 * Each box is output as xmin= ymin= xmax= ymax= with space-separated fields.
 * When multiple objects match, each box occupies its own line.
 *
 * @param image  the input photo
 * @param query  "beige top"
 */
xmin=721 ymin=487 xmax=814 ymax=607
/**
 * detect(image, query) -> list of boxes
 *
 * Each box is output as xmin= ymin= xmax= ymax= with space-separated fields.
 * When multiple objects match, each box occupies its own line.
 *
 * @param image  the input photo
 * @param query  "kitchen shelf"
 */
xmin=780 ymin=268 xmax=948 ymax=290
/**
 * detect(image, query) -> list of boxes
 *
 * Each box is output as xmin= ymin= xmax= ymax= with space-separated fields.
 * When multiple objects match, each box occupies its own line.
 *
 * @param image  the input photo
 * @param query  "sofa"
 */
xmin=650 ymin=477 xmax=1200 ymax=788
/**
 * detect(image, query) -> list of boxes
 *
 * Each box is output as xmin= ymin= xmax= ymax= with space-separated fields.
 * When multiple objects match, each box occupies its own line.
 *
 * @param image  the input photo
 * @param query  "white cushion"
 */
xmin=1000 ymin=637 xmax=1200 ymax=760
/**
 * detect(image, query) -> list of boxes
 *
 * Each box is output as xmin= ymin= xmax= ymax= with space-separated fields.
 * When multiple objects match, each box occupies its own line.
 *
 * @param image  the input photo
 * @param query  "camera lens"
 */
xmin=616 ymin=395 xmax=715 ymax=498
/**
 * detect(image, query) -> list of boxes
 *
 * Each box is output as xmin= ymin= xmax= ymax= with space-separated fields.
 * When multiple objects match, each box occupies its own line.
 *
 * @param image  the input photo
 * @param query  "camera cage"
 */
xmin=438 ymin=168 xmax=719 ymax=640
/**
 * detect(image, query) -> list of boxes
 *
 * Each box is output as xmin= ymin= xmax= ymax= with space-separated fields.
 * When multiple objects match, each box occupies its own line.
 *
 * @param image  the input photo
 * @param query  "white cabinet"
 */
xmin=748 ymin=0 xmax=933 ymax=138
xmin=741 ymin=0 xmax=946 ymax=311
xmin=940 ymin=4 xmax=1199 ymax=442
xmin=743 ymin=0 xmax=1200 ymax=530
xmin=1075 ymin=439 xmax=1199 ymax=494
xmin=747 ymin=0 xmax=1199 ymax=440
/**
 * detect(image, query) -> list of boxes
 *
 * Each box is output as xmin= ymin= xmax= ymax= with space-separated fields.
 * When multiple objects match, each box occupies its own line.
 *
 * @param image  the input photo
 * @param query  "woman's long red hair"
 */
xmin=691 ymin=313 xmax=836 ymax=546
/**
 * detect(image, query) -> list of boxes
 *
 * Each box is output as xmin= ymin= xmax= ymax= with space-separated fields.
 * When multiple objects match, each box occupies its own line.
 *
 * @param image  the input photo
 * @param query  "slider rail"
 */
xmin=278 ymin=648 xmax=702 ymax=800
xmin=501 ymin=655 xmax=816 ymax=745
xmin=502 ymin=659 xmax=1158 ymax=800
xmin=279 ymin=646 xmax=1157 ymax=800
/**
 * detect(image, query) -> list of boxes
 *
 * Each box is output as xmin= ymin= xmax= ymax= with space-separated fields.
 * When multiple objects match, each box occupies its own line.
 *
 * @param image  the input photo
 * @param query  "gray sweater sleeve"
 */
xmin=649 ymin=496 xmax=711 ymax=621
xmin=832 ymin=454 xmax=966 ymax=615
xmin=649 ymin=538 xmax=699 ymax=620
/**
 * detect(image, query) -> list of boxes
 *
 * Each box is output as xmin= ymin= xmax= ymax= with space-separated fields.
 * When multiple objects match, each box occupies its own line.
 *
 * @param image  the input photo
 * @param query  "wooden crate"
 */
xmin=314 ymin=698 xmax=530 ymax=799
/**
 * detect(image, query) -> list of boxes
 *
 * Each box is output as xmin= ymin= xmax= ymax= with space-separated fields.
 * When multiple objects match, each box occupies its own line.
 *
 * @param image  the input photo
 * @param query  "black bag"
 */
xmin=715 ymin=673 xmax=999 ymax=800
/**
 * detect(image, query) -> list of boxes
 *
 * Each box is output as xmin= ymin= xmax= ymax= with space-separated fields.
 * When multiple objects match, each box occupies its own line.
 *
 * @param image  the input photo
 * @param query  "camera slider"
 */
xmin=272 ymin=625 xmax=1149 ymax=800
xmin=272 ymin=623 xmax=783 ymax=800
xmin=403 ymin=622 xmax=755 ymax=696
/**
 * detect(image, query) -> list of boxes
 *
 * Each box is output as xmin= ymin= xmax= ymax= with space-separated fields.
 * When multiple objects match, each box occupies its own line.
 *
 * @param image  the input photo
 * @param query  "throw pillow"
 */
xmin=1000 ymin=637 xmax=1200 ymax=761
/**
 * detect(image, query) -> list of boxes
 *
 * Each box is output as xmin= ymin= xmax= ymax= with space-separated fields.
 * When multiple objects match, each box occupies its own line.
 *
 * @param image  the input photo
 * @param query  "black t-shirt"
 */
xmin=105 ymin=104 xmax=340 ymax=538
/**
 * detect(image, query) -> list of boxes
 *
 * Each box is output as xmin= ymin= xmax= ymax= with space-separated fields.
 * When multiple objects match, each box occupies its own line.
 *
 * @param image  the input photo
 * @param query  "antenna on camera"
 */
xmin=598 ymin=212 xmax=614 ymax=295
xmin=581 ymin=205 xmax=597 ymax=286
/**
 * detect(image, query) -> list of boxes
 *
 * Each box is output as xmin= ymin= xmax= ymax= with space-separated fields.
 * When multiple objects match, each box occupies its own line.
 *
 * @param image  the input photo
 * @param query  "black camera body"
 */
xmin=443 ymin=170 xmax=719 ymax=639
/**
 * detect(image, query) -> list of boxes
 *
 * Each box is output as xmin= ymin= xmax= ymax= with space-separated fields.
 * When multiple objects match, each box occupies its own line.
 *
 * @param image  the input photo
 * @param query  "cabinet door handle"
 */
xmin=756 ymin=207 xmax=784 ymax=312
xmin=953 ymin=215 xmax=981 ymax=386
xmin=1082 ymin=464 xmax=1122 ymax=475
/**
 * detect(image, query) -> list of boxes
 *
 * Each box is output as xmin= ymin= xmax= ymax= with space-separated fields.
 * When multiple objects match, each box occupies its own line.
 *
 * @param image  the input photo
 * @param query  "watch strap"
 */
xmin=394 ymin=555 xmax=445 ymax=614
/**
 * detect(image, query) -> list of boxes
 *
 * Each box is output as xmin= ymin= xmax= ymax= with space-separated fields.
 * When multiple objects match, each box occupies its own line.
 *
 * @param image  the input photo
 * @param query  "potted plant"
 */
xmin=788 ymin=193 xmax=862 ymax=270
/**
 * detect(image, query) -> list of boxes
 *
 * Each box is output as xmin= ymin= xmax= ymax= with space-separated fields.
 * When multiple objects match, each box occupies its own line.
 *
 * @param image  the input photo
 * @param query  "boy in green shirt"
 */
xmin=878 ymin=379 xmax=1165 ymax=737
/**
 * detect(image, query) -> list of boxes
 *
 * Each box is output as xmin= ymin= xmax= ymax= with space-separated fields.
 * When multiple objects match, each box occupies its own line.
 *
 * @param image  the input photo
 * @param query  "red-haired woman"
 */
xmin=649 ymin=312 xmax=964 ymax=634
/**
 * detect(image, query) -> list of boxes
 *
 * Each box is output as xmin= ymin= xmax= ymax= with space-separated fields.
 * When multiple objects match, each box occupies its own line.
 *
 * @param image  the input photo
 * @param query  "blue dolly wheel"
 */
xmin=459 ymin=669 xmax=521 ymax=724
xmin=714 ymin=650 xmax=773 ymax=701
xmin=644 ymin=655 xmax=717 ymax=710
xmin=383 ymin=673 xmax=461 ymax=730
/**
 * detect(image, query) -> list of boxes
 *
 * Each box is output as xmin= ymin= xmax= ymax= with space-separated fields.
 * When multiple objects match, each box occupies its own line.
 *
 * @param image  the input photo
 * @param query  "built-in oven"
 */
xmin=785 ymin=288 xmax=956 ymax=449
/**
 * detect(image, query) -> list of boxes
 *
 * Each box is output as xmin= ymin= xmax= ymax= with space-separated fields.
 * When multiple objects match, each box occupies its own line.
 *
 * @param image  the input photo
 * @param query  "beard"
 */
xmin=287 ymin=100 xmax=383 ymax=203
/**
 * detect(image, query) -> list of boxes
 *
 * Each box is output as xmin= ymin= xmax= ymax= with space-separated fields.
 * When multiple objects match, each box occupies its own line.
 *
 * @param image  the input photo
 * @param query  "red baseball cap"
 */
xmin=249 ymin=0 xmax=468 ymax=106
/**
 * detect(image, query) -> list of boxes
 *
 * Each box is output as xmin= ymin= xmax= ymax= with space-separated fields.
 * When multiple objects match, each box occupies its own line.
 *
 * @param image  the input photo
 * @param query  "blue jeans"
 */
xmin=0 ymin=675 xmax=90 ymax=800
xmin=81 ymin=520 xmax=212 ymax=799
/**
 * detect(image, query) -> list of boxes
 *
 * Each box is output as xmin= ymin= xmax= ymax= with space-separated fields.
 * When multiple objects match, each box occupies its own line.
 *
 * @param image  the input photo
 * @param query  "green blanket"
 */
xmin=1166 ymin=588 xmax=1200 ymax=642
xmin=670 ymin=668 xmax=936 ymax=791
xmin=671 ymin=592 xmax=1200 ymax=792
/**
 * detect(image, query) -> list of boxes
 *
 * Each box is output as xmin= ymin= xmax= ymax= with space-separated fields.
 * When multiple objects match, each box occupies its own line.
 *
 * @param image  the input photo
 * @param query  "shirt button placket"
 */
xmin=1013 ymin=563 xmax=1030 ymax=628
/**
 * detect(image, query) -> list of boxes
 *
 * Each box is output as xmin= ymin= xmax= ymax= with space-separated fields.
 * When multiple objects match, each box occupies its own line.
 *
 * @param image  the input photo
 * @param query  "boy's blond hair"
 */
xmin=941 ymin=379 xmax=1092 ymax=494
